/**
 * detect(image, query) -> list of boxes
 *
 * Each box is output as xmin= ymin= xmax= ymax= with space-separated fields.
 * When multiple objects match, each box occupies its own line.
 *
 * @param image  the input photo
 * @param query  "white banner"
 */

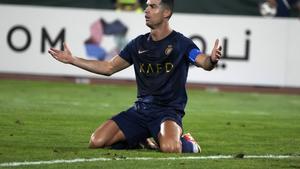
xmin=0 ymin=5 xmax=299 ymax=87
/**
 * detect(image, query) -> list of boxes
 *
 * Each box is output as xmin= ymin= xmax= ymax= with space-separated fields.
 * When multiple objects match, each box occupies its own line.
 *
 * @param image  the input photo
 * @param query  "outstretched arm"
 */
xmin=194 ymin=39 xmax=222 ymax=71
xmin=48 ymin=43 xmax=131 ymax=76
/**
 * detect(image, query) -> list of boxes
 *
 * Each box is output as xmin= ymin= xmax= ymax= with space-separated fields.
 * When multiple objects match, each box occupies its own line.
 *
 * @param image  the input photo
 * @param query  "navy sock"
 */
xmin=180 ymin=137 xmax=194 ymax=153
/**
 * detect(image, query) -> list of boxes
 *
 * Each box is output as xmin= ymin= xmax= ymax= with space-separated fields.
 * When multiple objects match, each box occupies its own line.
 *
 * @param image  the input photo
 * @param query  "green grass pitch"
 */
xmin=0 ymin=79 xmax=299 ymax=169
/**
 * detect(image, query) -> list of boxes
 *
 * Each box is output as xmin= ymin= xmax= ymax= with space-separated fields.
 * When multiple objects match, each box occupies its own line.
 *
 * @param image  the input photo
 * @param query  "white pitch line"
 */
xmin=0 ymin=155 xmax=298 ymax=167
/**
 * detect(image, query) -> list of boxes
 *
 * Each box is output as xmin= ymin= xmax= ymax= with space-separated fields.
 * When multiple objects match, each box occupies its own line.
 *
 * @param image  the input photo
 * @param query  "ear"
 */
xmin=163 ymin=8 xmax=171 ymax=18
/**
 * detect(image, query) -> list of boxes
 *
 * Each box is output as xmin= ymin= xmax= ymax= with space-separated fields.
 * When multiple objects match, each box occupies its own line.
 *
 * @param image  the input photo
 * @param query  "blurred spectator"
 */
xmin=260 ymin=0 xmax=277 ymax=17
xmin=112 ymin=0 xmax=144 ymax=13
xmin=259 ymin=0 xmax=298 ymax=17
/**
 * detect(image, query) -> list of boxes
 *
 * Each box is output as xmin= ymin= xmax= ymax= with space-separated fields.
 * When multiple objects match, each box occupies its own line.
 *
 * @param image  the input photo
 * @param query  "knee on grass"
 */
xmin=159 ymin=141 xmax=182 ymax=153
xmin=88 ymin=134 xmax=106 ymax=148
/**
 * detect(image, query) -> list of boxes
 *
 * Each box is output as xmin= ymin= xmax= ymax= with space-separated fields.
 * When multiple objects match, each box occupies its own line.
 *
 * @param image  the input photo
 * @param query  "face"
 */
xmin=144 ymin=0 xmax=170 ymax=29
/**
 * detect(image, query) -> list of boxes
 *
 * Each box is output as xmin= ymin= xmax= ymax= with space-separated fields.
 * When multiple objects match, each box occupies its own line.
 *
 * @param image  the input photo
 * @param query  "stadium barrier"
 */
xmin=0 ymin=4 xmax=299 ymax=88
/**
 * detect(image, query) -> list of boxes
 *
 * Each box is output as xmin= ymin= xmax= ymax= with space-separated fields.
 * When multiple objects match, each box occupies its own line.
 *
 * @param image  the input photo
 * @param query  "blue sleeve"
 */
xmin=186 ymin=39 xmax=202 ymax=64
xmin=119 ymin=39 xmax=134 ymax=64
xmin=188 ymin=48 xmax=202 ymax=63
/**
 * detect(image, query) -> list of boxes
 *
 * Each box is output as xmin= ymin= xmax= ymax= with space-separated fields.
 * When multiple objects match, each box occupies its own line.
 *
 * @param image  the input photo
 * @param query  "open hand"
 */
xmin=48 ymin=43 xmax=74 ymax=64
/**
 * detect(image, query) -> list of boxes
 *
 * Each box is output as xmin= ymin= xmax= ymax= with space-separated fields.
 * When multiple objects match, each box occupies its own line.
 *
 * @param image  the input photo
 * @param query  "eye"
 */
xmin=149 ymin=4 xmax=157 ymax=9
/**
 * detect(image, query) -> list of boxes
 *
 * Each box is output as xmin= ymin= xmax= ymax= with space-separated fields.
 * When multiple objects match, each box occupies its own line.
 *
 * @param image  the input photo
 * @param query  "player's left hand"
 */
xmin=210 ymin=39 xmax=222 ymax=63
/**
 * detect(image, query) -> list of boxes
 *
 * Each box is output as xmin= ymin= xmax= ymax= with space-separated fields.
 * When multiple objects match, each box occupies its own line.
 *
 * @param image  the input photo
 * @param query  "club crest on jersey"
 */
xmin=165 ymin=45 xmax=173 ymax=56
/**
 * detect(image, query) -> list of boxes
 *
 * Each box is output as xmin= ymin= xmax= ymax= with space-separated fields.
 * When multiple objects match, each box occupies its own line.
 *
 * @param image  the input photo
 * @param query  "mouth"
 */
xmin=145 ymin=15 xmax=150 ymax=21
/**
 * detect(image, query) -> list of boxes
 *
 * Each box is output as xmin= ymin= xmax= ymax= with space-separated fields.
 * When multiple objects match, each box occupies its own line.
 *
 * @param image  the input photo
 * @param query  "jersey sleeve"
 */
xmin=119 ymin=39 xmax=135 ymax=64
xmin=185 ymin=38 xmax=202 ymax=64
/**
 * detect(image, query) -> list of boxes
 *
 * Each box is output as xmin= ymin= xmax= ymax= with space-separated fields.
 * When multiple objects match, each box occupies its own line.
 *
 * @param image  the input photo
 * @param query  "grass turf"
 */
xmin=0 ymin=79 xmax=299 ymax=169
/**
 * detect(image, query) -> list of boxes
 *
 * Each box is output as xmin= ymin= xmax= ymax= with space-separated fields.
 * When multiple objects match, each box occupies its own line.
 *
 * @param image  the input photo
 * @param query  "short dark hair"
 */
xmin=160 ymin=0 xmax=174 ymax=18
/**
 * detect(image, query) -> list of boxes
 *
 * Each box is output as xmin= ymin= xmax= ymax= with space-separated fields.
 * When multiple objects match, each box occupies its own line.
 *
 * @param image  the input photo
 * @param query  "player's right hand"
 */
xmin=48 ymin=43 xmax=75 ymax=64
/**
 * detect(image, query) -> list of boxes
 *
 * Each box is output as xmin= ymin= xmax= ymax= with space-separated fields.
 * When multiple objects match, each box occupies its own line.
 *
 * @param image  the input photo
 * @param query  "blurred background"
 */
xmin=0 ymin=0 xmax=300 ymax=17
xmin=0 ymin=0 xmax=300 ymax=93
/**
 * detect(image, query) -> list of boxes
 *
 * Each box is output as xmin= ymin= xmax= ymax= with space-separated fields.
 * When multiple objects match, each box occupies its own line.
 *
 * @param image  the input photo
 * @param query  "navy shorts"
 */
xmin=111 ymin=101 xmax=184 ymax=146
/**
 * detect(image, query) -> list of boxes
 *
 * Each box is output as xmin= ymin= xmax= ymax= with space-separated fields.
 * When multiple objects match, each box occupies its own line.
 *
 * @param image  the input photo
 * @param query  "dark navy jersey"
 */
xmin=119 ymin=31 xmax=200 ymax=111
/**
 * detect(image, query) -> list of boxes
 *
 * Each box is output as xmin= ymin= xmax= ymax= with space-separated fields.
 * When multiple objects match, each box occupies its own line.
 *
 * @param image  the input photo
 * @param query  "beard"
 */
xmin=146 ymin=22 xmax=155 ymax=29
xmin=145 ymin=19 xmax=163 ymax=30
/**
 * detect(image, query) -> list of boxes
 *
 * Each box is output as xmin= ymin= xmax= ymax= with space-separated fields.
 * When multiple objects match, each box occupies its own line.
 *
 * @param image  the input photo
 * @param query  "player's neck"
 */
xmin=150 ymin=23 xmax=172 ymax=41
